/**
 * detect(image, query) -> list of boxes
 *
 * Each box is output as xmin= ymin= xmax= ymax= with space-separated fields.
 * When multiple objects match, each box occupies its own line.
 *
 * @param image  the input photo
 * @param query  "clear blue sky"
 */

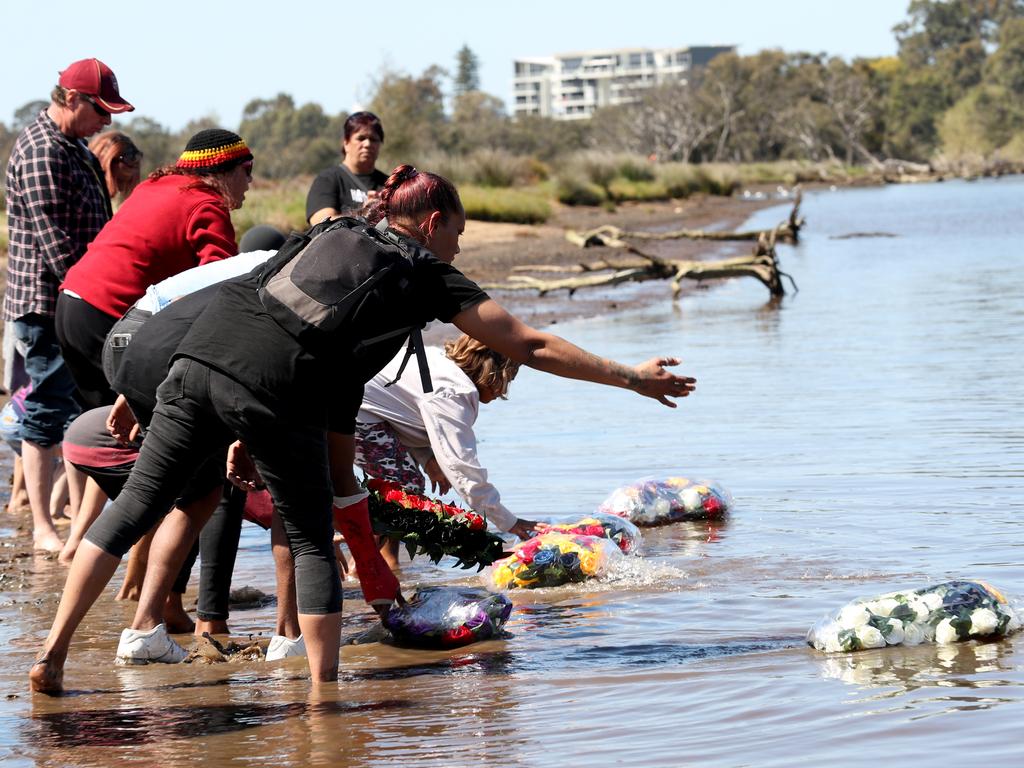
xmin=4 ymin=0 xmax=910 ymax=132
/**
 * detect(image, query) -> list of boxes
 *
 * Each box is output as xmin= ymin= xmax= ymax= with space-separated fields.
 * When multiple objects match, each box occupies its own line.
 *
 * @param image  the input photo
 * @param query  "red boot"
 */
xmin=332 ymin=492 xmax=400 ymax=607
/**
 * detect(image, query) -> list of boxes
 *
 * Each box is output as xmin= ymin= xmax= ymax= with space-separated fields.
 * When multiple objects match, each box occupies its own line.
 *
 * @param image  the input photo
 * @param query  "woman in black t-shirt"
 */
xmin=32 ymin=165 xmax=698 ymax=694
xmin=305 ymin=111 xmax=388 ymax=226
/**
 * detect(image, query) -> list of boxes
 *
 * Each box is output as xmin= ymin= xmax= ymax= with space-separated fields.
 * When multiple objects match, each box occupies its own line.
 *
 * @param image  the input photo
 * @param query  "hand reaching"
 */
xmin=631 ymin=357 xmax=696 ymax=407
xmin=424 ymin=457 xmax=451 ymax=495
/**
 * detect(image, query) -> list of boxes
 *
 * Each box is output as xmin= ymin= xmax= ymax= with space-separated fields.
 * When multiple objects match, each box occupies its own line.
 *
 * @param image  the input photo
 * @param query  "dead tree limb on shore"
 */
xmin=480 ymin=229 xmax=797 ymax=299
xmin=565 ymin=191 xmax=804 ymax=248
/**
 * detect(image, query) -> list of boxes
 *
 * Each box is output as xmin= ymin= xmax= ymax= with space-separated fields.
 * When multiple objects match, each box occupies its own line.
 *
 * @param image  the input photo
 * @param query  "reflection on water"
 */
xmin=28 ymin=699 xmax=412 ymax=748
xmin=818 ymin=640 xmax=1018 ymax=694
xmin=3 ymin=178 xmax=1024 ymax=765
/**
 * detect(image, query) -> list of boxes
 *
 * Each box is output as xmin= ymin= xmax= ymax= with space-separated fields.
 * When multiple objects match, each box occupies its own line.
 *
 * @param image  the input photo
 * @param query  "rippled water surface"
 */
xmin=3 ymin=178 xmax=1024 ymax=766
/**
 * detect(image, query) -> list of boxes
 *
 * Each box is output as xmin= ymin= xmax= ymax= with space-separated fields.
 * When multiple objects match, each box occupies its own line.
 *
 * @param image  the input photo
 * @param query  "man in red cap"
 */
xmin=3 ymin=58 xmax=133 ymax=552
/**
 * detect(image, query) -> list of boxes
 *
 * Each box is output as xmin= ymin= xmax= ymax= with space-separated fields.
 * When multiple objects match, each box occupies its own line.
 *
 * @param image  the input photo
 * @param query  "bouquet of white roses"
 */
xmin=808 ymin=580 xmax=1021 ymax=653
xmin=597 ymin=476 xmax=732 ymax=526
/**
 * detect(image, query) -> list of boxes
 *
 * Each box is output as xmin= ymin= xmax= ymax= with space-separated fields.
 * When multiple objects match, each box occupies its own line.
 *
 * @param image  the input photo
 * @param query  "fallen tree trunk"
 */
xmin=565 ymin=191 xmax=804 ymax=249
xmin=480 ymin=230 xmax=797 ymax=299
xmin=480 ymin=195 xmax=800 ymax=299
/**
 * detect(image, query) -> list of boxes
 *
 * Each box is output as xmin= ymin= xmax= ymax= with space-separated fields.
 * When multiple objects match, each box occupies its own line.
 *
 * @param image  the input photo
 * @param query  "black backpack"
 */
xmin=257 ymin=217 xmax=433 ymax=391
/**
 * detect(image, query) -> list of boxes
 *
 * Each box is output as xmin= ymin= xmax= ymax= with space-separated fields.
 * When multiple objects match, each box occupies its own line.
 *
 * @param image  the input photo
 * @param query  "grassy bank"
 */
xmin=3 ymin=159 xmax=1014 ymax=247
xmin=227 ymin=159 xmax=874 ymax=235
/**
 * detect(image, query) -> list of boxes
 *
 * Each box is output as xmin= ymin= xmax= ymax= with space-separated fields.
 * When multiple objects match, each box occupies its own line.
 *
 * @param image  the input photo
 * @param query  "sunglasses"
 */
xmin=241 ymin=160 xmax=254 ymax=176
xmin=79 ymin=93 xmax=111 ymax=119
xmin=117 ymin=149 xmax=142 ymax=165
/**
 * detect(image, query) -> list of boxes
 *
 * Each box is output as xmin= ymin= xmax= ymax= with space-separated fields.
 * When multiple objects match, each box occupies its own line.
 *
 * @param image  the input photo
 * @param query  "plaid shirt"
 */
xmin=3 ymin=110 xmax=111 ymax=320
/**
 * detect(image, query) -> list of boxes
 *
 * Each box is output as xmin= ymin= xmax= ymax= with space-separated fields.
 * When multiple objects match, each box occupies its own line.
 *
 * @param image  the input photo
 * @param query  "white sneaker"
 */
xmin=115 ymin=623 xmax=189 ymax=665
xmin=265 ymin=634 xmax=306 ymax=661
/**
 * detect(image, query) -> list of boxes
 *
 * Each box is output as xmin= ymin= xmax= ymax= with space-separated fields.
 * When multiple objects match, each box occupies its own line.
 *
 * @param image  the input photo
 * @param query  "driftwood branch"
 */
xmin=480 ymin=196 xmax=800 ymax=299
xmin=565 ymin=191 xmax=804 ymax=248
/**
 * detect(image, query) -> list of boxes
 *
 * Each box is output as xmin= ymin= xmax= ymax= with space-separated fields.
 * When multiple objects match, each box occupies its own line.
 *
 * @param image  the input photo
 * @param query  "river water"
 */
xmin=2 ymin=177 xmax=1024 ymax=765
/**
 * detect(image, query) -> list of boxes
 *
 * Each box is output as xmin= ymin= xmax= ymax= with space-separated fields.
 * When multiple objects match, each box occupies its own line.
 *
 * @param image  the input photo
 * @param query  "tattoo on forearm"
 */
xmin=602 ymin=356 xmax=640 ymax=388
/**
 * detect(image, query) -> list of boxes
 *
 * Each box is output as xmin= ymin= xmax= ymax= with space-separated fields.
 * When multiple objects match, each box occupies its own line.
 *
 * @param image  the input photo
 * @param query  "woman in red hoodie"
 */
xmin=56 ymin=128 xmax=253 ymax=410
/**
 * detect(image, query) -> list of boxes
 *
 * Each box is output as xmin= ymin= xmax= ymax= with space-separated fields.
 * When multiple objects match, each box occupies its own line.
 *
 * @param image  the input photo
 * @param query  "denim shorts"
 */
xmin=13 ymin=314 xmax=81 ymax=447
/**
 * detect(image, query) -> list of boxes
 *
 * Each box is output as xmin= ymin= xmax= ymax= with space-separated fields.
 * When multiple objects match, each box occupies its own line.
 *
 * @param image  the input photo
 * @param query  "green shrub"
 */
xmin=656 ymin=163 xmax=701 ymax=198
xmin=607 ymin=177 xmax=669 ymax=201
xmin=460 ymin=185 xmax=551 ymax=224
xmin=695 ymin=165 xmax=741 ymax=195
xmin=232 ymin=178 xmax=310 ymax=238
xmin=614 ymin=154 xmax=656 ymax=182
xmin=417 ymin=153 xmax=469 ymax=185
xmin=569 ymin=151 xmax=619 ymax=189
xmin=553 ymin=173 xmax=606 ymax=206
xmin=464 ymin=149 xmax=537 ymax=187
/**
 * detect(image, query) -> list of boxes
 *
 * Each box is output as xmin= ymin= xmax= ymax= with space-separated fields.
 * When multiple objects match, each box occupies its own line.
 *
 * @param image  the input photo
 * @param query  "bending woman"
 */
xmin=56 ymin=128 xmax=253 ymax=409
xmin=356 ymin=335 xmax=535 ymax=568
xmin=30 ymin=165 xmax=696 ymax=693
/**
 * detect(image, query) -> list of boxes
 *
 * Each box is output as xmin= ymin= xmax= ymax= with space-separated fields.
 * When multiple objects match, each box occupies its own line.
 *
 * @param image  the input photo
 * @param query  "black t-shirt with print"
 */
xmin=175 ymin=229 xmax=488 ymax=433
xmin=305 ymin=165 xmax=388 ymax=222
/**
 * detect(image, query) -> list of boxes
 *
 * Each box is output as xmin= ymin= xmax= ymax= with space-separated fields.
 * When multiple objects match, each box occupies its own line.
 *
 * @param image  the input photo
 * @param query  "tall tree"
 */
xmin=894 ymin=0 xmax=1024 ymax=67
xmin=454 ymin=44 xmax=481 ymax=97
xmin=451 ymin=90 xmax=508 ymax=153
xmin=122 ymin=116 xmax=179 ymax=172
xmin=239 ymin=93 xmax=340 ymax=178
xmin=13 ymin=101 xmax=49 ymax=131
xmin=369 ymin=66 xmax=449 ymax=164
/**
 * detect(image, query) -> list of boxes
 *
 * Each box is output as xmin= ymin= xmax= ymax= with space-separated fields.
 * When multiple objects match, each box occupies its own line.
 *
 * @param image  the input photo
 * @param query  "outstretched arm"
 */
xmin=452 ymin=298 xmax=696 ymax=407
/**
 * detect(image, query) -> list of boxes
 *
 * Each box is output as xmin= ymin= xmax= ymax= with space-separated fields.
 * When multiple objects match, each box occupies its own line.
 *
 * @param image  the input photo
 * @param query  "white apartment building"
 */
xmin=513 ymin=45 xmax=735 ymax=120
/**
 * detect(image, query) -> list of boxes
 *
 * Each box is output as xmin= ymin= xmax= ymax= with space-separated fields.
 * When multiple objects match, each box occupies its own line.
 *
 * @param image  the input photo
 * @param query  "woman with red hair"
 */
xmin=31 ymin=164 xmax=696 ymax=693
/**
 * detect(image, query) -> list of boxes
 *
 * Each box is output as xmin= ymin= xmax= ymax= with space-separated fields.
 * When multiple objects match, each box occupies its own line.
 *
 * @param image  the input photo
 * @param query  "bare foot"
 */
xmin=33 ymin=531 xmax=64 ymax=553
xmin=195 ymin=619 xmax=230 ymax=637
xmin=163 ymin=594 xmax=195 ymax=634
xmin=29 ymin=653 xmax=65 ymax=695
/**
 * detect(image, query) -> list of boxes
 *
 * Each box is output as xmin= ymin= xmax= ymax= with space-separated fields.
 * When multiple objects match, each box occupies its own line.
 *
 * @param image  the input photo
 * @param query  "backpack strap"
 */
xmin=385 ymin=328 xmax=433 ymax=393
xmin=356 ymin=325 xmax=434 ymax=394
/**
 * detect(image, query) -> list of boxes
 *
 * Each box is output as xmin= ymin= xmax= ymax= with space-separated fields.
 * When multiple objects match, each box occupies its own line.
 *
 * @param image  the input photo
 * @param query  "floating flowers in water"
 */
xmin=807 ymin=580 xmax=1021 ymax=653
xmin=485 ymin=532 xmax=622 ymax=590
xmin=597 ymin=476 xmax=732 ymax=526
xmin=366 ymin=478 xmax=506 ymax=569
xmin=540 ymin=513 xmax=642 ymax=554
xmin=384 ymin=586 xmax=513 ymax=649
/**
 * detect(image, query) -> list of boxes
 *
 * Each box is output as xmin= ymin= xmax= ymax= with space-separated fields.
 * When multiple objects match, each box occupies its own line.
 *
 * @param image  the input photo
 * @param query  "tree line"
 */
xmin=3 ymin=1 xmax=1024 ymax=200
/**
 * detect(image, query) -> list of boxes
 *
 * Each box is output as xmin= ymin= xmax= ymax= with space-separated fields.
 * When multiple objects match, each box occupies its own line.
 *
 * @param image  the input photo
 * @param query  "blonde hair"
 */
xmin=444 ymin=335 xmax=520 ymax=399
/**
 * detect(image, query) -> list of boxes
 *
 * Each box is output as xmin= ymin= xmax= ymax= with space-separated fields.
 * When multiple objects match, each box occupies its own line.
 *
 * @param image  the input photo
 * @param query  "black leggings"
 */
xmin=85 ymin=358 xmax=340 ymax=615
xmin=66 ymin=404 xmax=238 ymax=599
xmin=196 ymin=487 xmax=246 ymax=621
xmin=54 ymin=292 xmax=118 ymax=410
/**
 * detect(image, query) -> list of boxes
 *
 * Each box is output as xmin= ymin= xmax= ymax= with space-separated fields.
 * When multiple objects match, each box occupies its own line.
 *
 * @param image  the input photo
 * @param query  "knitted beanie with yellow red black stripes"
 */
xmin=176 ymin=128 xmax=252 ymax=174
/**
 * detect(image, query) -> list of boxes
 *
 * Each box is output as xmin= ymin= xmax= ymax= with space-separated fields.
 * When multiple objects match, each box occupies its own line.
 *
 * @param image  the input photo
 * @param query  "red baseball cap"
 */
xmin=58 ymin=58 xmax=134 ymax=113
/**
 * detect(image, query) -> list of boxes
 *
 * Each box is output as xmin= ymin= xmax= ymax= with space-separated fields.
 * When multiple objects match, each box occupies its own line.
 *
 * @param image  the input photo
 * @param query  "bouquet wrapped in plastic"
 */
xmin=541 ymin=513 xmax=642 ymax=554
xmin=485 ymin=532 xmax=622 ymax=590
xmin=808 ymin=580 xmax=1021 ymax=653
xmin=384 ymin=586 xmax=513 ymax=649
xmin=598 ymin=476 xmax=732 ymax=526
xmin=366 ymin=478 xmax=506 ymax=569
